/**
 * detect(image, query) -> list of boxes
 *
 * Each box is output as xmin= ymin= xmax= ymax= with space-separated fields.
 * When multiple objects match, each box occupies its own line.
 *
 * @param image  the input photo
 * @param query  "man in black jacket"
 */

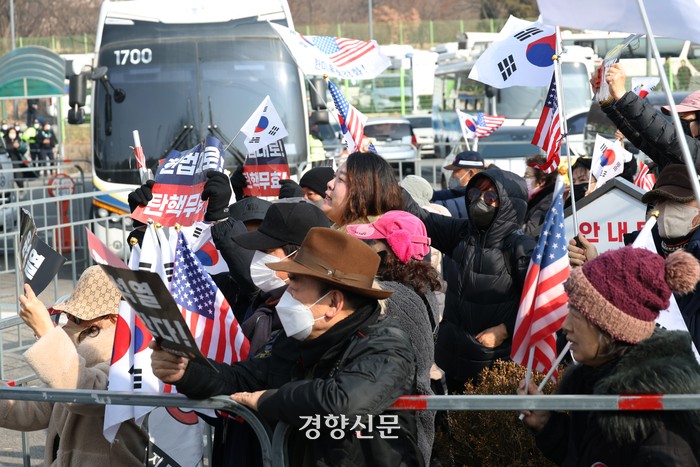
xmin=405 ymin=167 xmax=536 ymax=392
xmin=151 ymin=227 xmax=423 ymax=467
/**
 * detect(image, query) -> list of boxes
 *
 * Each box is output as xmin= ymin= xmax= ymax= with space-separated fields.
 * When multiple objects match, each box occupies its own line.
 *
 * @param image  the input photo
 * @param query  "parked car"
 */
xmin=440 ymin=126 xmax=544 ymax=188
xmin=405 ymin=114 xmax=435 ymax=158
xmin=364 ymin=117 xmax=419 ymax=177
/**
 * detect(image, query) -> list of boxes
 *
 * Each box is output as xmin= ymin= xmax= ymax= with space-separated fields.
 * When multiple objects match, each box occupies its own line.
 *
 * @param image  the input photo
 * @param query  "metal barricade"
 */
xmin=270 ymin=393 xmax=700 ymax=466
xmin=0 ymin=387 xmax=274 ymax=466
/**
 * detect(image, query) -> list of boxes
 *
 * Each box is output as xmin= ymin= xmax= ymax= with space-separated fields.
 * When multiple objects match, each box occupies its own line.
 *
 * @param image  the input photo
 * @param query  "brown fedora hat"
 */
xmin=268 ymin=227 xmax=393 ymax=299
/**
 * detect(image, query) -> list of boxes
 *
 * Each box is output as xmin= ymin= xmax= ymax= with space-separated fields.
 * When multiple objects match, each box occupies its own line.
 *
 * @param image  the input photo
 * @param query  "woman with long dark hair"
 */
xmin=323 ymin=151 xmax=403 ymax=229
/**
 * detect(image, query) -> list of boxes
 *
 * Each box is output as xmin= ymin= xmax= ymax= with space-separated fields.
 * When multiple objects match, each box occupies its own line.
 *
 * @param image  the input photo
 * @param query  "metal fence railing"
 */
xmin=0 ymin=386 xmax=697 ymax=467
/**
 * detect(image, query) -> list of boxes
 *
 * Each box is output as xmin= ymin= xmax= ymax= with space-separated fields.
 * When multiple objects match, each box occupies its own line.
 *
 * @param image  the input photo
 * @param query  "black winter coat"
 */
xmin=602 ymin=91 xmax=700 ymax=172
xmin=406 ymin=168 xmax=536 ymax=385
xmin=536 ymin=330 xmax=700 ymax=466
xmin=174 ymin=304 xmax=423 ymax=467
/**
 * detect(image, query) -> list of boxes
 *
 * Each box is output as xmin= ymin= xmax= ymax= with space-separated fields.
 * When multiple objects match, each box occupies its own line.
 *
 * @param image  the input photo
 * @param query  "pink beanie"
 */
xmin=346 ymin=211 xmax=431 ymax=264
xmin=564 ymin=246 xmax=700 ymax=343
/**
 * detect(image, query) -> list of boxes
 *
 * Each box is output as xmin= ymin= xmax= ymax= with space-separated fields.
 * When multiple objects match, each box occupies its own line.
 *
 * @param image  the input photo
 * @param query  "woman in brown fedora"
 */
xmin=5 ymin=266 xmax=148 ymax=466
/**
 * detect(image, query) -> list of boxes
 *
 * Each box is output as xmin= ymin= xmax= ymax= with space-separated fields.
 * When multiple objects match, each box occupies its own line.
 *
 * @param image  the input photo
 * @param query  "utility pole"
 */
xmin=10 ymin=0 xmax=16 ymax=50
xmin=368 ymin=0 xmax=373 ymax=41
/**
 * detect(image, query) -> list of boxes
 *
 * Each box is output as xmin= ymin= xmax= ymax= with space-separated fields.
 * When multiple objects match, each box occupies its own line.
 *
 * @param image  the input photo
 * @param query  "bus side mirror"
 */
xmin=309 ymin=77 xmax=327 ymax=111
xmin=68 ymin=73 xmax=87 ymax=124
xmin=69 ymin=73 xmax=87 ymax=107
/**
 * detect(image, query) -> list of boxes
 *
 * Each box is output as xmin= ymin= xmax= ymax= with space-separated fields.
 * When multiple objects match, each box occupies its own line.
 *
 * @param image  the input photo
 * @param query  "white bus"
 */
xmin=67 ymin=0 xmax=307 ymax=252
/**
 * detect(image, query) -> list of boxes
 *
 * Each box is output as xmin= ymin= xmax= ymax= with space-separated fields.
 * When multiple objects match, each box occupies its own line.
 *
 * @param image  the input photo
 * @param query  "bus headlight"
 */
xmin=97 ymin=207 xmax=110 ymax=218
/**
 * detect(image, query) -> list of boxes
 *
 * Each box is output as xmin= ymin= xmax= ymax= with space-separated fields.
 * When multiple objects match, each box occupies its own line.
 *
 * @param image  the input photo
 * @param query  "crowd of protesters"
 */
xmin=5 ymin=58 xmax=700 ymax=467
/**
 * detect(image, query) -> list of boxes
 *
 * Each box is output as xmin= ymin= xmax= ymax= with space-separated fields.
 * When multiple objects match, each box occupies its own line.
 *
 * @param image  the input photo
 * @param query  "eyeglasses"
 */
xmin=467 ymin=188 xmax=499 ymax=207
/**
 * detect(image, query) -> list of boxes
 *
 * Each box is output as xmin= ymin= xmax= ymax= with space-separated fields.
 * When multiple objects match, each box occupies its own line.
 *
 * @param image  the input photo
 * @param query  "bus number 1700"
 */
xmin=114 ymin=48 xmax=153 ymax=66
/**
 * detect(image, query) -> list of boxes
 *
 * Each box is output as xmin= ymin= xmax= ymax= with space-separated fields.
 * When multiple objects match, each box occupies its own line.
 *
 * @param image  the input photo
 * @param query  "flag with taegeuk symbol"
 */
xmin=240 ymin=95 xmax=288 ymax=154
xmin=530 ymin=74 xmax=561 ymax=174
xmin=172 ymin=231 xmax=250 ymax=365
xmin=511 ymin=177 xmax=569 ymax=380
xmin=469 ymin=16 xmax=557 ymax=88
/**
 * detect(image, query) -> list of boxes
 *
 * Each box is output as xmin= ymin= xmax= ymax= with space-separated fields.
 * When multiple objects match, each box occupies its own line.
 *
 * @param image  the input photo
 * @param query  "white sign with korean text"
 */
xmin=564 ymin=179 xmax=647 ymax=254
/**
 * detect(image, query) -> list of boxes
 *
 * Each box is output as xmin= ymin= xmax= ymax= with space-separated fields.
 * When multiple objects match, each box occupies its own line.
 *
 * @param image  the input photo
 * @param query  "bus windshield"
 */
xmin=94 ymin=21 xmax=305 ymax=185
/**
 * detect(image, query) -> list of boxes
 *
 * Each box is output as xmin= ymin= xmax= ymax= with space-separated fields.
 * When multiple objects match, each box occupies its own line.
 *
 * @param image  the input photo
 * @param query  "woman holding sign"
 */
xmin=7 ymin=266 xmax=148 ymax=466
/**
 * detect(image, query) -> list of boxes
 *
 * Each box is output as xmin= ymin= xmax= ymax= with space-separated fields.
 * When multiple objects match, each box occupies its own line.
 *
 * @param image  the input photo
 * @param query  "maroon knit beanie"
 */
xmin=564 ymin=245 xmax=700 ymax=343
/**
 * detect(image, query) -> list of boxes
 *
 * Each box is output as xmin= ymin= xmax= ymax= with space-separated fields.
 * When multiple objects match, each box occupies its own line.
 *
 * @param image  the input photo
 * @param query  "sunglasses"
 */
xmin=467 ymin=188 xmax=499 ymax=207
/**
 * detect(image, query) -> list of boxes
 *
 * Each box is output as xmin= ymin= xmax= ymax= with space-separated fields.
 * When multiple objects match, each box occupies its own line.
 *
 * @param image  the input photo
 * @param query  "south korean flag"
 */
xmin=240 ymin=95 xmax=289 ymax=153
xmin=469 ymin=16 xmax=556 ymax=89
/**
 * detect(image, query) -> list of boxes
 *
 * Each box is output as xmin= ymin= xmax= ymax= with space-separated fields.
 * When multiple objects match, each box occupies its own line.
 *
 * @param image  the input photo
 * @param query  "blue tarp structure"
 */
xmin=0 ymin=46 xmax=65 ymax=98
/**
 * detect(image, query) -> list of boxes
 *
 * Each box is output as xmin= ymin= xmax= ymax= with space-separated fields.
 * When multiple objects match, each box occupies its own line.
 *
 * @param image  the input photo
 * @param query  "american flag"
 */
xmin=511 ymin=178 xmax=569 ymax=379
xmin=474 ymin=112 xmax=505 ymax=138
xmin=327 ymin=79 xmax=369 ymax=153
xmin=531 ymin=74 xmax=561 ymax=174
xmin=308 ymin=36 xmax=378 ymax=68
xmin=172 ymin=231 xmax=249 ymax=364
xmin=633 ymin=160 xmax=656 ymax=192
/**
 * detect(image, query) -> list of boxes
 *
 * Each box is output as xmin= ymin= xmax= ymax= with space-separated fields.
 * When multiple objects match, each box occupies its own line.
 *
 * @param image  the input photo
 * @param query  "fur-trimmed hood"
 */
xmin=589 ymin=330 xmax=700 ymax=449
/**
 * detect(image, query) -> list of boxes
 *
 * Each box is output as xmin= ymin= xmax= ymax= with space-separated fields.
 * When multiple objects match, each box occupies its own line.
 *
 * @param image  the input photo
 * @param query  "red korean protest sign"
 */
xmin=132 ymin=136 xmax=225 ymax=227
xmin=243 ymin=139 xmax=290 ymax=197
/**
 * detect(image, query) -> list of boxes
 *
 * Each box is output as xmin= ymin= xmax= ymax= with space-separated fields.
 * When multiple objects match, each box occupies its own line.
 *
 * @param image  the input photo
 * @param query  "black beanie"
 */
xmin=299 ymin=167 xmax=335 ymax=196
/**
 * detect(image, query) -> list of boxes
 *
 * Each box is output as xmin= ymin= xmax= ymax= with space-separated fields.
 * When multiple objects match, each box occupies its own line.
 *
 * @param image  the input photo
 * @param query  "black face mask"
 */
xmin=469 ymin=199 xmax=496 ymax=230
xmin=681 ymin=119 xmax=694 ymax=137
xmin=572 ymin=183 xmax=588 ymax=201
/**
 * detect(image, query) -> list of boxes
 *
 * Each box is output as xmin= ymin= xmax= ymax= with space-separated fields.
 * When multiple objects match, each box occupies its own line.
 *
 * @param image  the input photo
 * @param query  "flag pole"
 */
xmin=473 ymin=137 xmax=479 ymax=152
xmin=635 ymin=0 xmax=700 ymax=205
xmin=518 ymin=341 xmax=571 ymax=421
xmin=554 ymin=26 xmax=580 ymax=237
xmin=524 ymin=346 xmax=535 ymax=394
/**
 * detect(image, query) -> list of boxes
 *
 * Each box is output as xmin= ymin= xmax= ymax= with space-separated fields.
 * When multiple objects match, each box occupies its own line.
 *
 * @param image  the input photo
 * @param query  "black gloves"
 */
xmin=278 ymin=179 xmax=304 ymax=199
xmin=202 ymin=171 xmax=232 ymax=222
xmin=230 ymin=165 xmax=247 ymax=202
xmin=128 ymin=180 xmax=155 ymax=213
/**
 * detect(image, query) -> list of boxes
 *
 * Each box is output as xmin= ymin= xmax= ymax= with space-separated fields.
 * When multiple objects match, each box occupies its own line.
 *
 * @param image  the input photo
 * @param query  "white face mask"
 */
xmin=658 ymin=202 xmax=700 ymax=240
xmin=525 ymin=178 xmax=537 ymax=196
xmin=276 ymin=290 xmax=330 ymax=340
xmin=249 ymin=250 xmax=290 ymax=292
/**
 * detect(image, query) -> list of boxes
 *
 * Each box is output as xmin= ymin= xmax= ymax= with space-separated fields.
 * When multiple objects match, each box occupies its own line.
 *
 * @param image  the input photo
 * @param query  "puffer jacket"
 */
xmin=536 ymin=329 xmax=700 ymax=466
xmin=175 ymin=303 xmax=423 ymax=467
xmin=602 ymin=91 xmax=700 ymax=172
xmin=405 ymin=167 xmax=536 ymax=385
